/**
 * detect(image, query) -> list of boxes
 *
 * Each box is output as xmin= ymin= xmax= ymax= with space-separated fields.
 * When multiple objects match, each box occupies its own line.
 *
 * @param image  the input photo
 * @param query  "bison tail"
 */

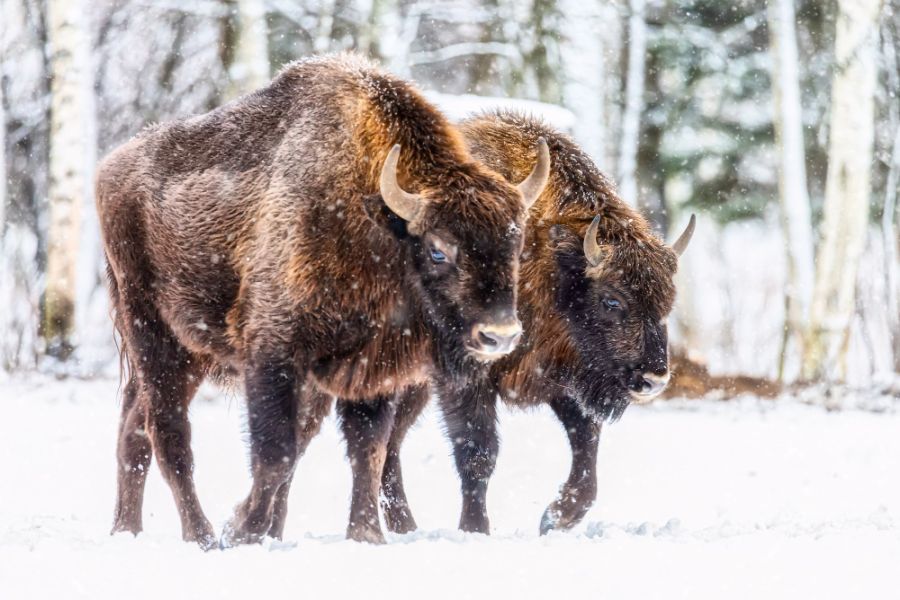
xmin=105 ymin=259 xmax=134 ymax=393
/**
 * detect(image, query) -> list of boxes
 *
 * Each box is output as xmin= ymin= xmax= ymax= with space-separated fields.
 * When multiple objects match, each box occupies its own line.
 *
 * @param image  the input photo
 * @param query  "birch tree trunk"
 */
xmin=226 ymin=0 xmax=269 ymax=99
xmin=617 ymin=0 xmax=646 ymax=207
xmin=44 ymin=0 xmax=95 ymax=358
xmin=383 ymin=1 xmax=422 ymax=79
xmin=559 ymin=0 xmax=622 ymax=169
xmin=314 ymin=0 xmax=338 ymax=54
xmin=768 ymin=0 xmax=815 ymax=381
xmin=881 ymin=25 xmax=900 ymax=372
xmin=802 ymin=0 xmax=881 ymax=381
xmin=0 ymin=78 xmax=6 ymax=236
xmin=883 ymin=123 xmax=900 ymax=372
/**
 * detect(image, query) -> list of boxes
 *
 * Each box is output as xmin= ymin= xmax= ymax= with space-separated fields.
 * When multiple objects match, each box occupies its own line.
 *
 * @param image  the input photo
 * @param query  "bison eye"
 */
xmin=430 ymin=247 xmax=447 ymax=263
xmin=602 ymin=297 xmax=621 ymax=310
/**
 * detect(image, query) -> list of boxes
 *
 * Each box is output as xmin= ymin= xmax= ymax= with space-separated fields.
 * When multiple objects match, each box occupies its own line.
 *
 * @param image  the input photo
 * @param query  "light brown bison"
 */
xmin=278 ymin=111 xmax=694 ymax=538
xmin=97 ymin=54 xmax=549 ymax=548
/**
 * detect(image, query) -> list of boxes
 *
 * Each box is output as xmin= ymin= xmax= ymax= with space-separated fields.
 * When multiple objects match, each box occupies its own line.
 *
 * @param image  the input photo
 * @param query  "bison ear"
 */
xmin=549 ymin=224 xmax=588 ymax=280
xmin=547 ymin=224 xmax=572 ymax=247
xmin=363 ymin=194 xmax=411 ymax=240
xmin=549 ymin=225 xmax=591 ymax=314
xmin=547 ymin=224 xmax=580 ymax=251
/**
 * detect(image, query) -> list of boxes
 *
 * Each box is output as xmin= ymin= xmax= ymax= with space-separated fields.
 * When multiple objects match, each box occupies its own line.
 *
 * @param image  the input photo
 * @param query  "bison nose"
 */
xmin=629 ymin=372 xmax=670 ymax=403
xmin=470 ymin=320 xmax=523 ymax=360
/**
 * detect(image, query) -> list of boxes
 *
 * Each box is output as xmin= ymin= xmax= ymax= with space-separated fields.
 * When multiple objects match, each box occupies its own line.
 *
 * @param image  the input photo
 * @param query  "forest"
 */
xmin=2 ymin=0 xmax=899 ymax=391
xmin=1 ymin=1 xmax=899 ymax=598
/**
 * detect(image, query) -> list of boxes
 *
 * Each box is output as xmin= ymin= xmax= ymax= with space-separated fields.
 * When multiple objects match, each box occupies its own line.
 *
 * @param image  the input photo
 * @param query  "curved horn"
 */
xmin=671 ymin=214 xmax=696 ymax=257
xmin=517 ymin=137 xmax=550 ymax=209
xmin=380 ymin=144 xmax=421 ymax=222
xmin=583 ymin=215 xmax=604 ymax=267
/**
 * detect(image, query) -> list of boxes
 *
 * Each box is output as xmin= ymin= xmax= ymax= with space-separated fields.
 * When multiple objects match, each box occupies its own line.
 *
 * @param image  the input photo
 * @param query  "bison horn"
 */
xmin=583 ymin=215 xmax=604 ymax=267
xmin=380 ymin=144 xmax=422 ymax=223
xmin=517 ymin=137 xmax=550 ymax=209
xmin=671 ymin=214 xmax=696 ymax=257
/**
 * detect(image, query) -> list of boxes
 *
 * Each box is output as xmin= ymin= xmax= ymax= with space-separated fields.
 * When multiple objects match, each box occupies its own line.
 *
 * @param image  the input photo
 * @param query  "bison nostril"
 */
xmin=640 ymin=380 xmax=653 ymax=393
xmin=470 ymin=320 xmax=523 ymax=357
xmin=479 ymin=331 xmax=499 ymax=347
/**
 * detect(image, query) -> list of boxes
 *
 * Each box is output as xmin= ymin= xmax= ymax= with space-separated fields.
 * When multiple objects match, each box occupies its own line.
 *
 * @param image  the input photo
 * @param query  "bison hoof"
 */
xmin=540 ymin=502 xmax=586 ymax=535
xmin=219 ymin=520 xmax=265 ymax=549
xmin=539 ymin=506 xmax=562 ymax=535
xmin=459 ymin=516 xmax=490 ymax=535
xmin=383 ymin=504 xmax=418 ymax=535
xmin=192 ymin=532 xmax=221 ymax=552
xmin=347 ymin=524 xmax=386 ymax=545
xmin=110 ymin=520 xmax=142 ymax=537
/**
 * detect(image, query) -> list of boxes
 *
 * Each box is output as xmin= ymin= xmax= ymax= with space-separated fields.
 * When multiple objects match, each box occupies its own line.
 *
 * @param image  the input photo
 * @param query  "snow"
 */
xmin=2 ymin=376 xmax=899 ymax=599
xmin=423 ymin=90 xmax=576 ymax=132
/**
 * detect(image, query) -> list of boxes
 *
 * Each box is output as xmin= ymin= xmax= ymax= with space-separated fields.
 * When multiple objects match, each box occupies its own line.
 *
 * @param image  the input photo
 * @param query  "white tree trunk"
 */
xmin=768 ymin=0 xmax=815 ymax=380
xmin=381 ymin=1 xmax=422 ymax=78
xmin=883 ymin=123 xmax=900 ymax=371
xmin=314 ymin=0 xmax=338 ymax=53
xmin=802 ymin=0 xmax=881 ymax=381
xmin=0 ymin=77 xmax=6 ymax=236
xmin=559 ymin=0 xmax=622 ymax=170
xmin=45 ymin=0 xmax=95 ymax=357
xmin=617 ymin=0 xmax=646 ymax=207
xmin=227 ymin=0 xmax=269 ymax=98
xmin=882 ymin=26 xmax=900 ymax=372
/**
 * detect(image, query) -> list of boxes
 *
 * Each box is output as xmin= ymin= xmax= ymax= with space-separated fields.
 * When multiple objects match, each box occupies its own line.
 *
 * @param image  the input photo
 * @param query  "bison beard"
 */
xmin=564 ymin=365 xmax=633 ymax=423
xmin=98 ymin=54 xmax=550 ymax=548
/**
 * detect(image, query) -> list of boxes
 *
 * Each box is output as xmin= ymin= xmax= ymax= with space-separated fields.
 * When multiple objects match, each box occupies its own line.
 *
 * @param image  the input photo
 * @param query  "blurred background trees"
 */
xmin=0 ymin=0 xmax=898 ymax=389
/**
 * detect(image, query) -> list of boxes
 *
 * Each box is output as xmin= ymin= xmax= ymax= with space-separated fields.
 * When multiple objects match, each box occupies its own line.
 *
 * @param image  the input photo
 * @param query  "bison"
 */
xmin=97 ymin=54 xmax=550 ymax=548
xmin=275 ymin=111 xmax=694 ymax=538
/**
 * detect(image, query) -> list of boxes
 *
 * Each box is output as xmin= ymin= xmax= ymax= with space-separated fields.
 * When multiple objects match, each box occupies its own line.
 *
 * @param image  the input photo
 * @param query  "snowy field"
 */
xmin=2 ymin=376 xmax=899 ymax=599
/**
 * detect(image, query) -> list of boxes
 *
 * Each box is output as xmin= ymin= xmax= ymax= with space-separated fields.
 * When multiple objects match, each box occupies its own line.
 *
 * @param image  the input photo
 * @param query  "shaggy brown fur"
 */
xmin=98 ymin=55 xmax=544 ymax=548
xmin=463 ymin=112 xmax=678 ymax=413
xmin=377 ymin=113 xmax=687 ymax=534
xmin=425 ymin=112 xmax=684 ymax=533
xmin=276 ymin=113 xmax=691 ymax=537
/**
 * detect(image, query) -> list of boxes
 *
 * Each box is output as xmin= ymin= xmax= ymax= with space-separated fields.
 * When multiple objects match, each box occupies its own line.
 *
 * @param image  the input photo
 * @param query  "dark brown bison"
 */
xmin=97 ymin=54 xmax=549 ymax=548
xmin=274 ymin=111 xmax=694 ymax=539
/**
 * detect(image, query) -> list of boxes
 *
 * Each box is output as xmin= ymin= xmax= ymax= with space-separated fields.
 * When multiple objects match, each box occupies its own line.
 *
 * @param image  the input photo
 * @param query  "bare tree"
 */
xmin=618 ymin=0 xmax=646 ymax=207
xmin=0 ymin=73 xmax=6 ymax=236
xmin=314 ymin=0 xmax=338 ymax=53
xmin=768 ymin=0 xmax=815 ymax=381
xmin=882 ymin=21 xmax=900 ymax=371
xmin=803 ymin=0 xmax=882 ymax=381
xmin=559 ymin=0 xmax=622 ymax=168
xmin=44 ymin=0 xmax=95 ymax=358
xmin=225 ymin=0 xmax=270 ymax=98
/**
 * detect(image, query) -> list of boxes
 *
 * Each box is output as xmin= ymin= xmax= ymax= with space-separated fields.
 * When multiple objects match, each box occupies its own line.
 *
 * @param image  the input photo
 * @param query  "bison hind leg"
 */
xmin=116 ymin=304 xmax=215 ymax=548
xmin=111 ymin=375 xmax=151 ymax=536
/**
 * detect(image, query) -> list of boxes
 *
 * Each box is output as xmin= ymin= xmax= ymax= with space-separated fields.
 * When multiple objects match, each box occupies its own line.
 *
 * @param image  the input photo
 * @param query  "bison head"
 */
xmin=550 ymin=214 xmax=695 ymax=421
xmin=365 ymin=141 xmax=551 ymax=370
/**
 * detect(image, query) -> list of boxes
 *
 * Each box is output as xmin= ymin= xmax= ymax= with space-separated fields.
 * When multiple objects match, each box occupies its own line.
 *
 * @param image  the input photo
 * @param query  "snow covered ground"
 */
xmin=1 ymin=376 xmax=898 ymax=599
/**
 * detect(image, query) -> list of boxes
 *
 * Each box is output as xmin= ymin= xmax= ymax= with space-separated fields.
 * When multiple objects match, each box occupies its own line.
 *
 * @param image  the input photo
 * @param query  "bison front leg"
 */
xmin=381 ymin=384 xmax=429 ymax=534
xmin=539 ymin=395 xmax=601 ymax=535
xmin=266 ymin=389 xmax=333 ymax=540
xmin=437 ymin=380 xmax=499 ymax=534
xmin=222 ymin=357 xmax=301 ymax=548
xmin=337 ymin=396 xmax=397 ymax=544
